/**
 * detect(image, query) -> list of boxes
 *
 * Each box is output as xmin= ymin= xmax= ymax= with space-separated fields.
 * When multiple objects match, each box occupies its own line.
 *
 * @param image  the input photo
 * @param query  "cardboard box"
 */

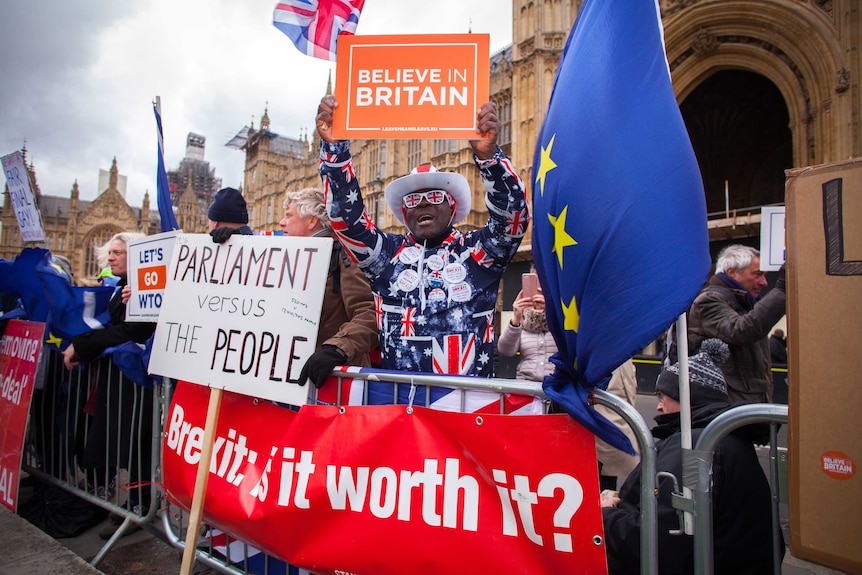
xmin=786 ymin=157 xmax=862 ymax=574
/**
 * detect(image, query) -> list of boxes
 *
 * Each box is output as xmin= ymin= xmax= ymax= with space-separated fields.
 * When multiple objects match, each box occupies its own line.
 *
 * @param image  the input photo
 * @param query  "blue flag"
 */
xmin=103 ymin=339 xmax=159 ymax=388
xmin=0 ymin=248 xmax=54 ymax=322
xmin=0 ymin=248 xmax=114 ymax=348
xmin=36 ymin=259 xmax=114 ymax=346
xmin=531 ymin=0 xmax=710 ymax=453
xmin=154 ymin=97 xmax=179 ymax=232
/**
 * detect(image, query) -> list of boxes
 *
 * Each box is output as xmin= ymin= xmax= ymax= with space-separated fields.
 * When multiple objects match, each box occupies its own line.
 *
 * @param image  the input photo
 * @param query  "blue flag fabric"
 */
xmin=531 ymin=0 xmax=710 ymax=453
xmin=0 ymin=248 xmax=114 ymax=348
xmin=0 ymin=248 xmax=155 ymax=386
xmin=102 ymin=338 xmax=160 ymax=389
xmin=154 ymin=99 xmax=180 ymax=232
xmin=0 ymin=248 xmax=54 ymax=322
xmin=37 ymin=265 xmax=114 ymax=346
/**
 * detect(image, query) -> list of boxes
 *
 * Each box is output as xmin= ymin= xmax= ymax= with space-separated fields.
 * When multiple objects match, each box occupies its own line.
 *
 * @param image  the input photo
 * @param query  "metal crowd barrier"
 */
xmin=18 ymin=346 xmax=786 ymax=574
xmin=691 ymin=403 xmax=789 ymax=575
xmin=22 ymin=346 xmax=163 ymax=567
xmin=159 ymin=371 xmax=662 ymax=575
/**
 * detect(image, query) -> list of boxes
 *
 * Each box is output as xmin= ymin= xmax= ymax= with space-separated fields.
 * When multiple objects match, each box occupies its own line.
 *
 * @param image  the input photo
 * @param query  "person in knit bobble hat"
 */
xmin=601 ymin=338 xmax=785 ymax=575
xmin=208 ymin=187 xmax=253 ymax=243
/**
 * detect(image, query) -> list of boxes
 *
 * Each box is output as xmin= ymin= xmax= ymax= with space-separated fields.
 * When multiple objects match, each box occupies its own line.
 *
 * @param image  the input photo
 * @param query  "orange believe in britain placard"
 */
xmin=333 ymin=34 xmax=490 ymax=139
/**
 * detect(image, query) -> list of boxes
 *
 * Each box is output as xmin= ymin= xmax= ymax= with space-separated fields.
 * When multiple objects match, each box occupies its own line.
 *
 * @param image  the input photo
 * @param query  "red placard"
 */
xmin=164 ymin=381 xmax=607 ymax=575
xmin=0 ymin=320 xmax=44 ymax=511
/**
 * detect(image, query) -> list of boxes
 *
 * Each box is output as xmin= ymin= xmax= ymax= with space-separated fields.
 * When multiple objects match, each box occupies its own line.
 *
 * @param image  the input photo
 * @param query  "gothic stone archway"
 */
xmin=680 ymin=69 xmax=792 ymax=214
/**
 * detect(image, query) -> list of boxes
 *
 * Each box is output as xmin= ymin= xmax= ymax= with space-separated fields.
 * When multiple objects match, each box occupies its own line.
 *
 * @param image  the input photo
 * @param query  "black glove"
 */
xmin=210 ymin=227 xmax=240 ymax=244
xmin=774 ymin=264 xmax=786 ymax=292
xmin=298 ymin=345 xmax=348 ymax=388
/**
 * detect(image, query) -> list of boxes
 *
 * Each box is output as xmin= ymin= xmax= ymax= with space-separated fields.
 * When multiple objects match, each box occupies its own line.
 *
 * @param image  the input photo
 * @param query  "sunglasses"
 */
xmin=402 ymin=190 xmax=451 ymax=209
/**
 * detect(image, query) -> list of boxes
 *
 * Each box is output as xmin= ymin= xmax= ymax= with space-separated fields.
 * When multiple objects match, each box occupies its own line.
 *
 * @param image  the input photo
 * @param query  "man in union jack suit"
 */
xmin=315 ymin=95 xmax=528 ymax=377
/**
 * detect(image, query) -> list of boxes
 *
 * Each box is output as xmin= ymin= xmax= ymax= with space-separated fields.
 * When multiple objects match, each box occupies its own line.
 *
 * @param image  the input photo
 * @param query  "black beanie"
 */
xmin=208 ymin=187 xmax=248 ymax=224
xmin=655 ymin=338 xmax=730 ymax=406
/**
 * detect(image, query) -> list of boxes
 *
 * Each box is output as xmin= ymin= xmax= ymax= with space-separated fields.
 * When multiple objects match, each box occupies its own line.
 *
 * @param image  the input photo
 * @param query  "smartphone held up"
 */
xmin=522 ymin=273 xmax=539 ymax=299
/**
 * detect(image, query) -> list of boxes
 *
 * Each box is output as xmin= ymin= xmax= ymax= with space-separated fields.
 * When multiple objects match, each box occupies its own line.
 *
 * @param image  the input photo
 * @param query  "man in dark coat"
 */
xmin=769 ymin=328 xmax=787 ymax=366
xmin=63 ymin=232 xmax=156 ymax=538
xmin=687 ymin=244 xmax=786 ymax=402
xmin=602 ymin=338 xmax=784 ymax=575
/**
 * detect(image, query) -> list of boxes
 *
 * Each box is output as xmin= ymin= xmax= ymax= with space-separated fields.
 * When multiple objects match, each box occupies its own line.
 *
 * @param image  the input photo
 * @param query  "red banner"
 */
xmin=164 ymin=382 xmax=608 ymax=574
xmin=0 ymin=320 xmax=44 ymax=511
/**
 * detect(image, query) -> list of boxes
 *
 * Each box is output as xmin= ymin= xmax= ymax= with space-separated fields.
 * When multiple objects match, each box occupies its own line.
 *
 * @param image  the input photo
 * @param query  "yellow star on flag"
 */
xmin=46 ymin=332 xmax=63 ymax=347
xmin=535 ymin=134 xmax=557 ymax=196
xmin=548 ymin=205 xmax=578 ymax=268
xmin=562 ymin=295 xmax=580 ymax=333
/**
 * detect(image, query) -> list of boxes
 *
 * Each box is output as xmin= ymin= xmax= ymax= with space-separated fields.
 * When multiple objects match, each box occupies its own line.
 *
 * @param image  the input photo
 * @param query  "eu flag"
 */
xmin=0 ymin=248 xmax=114 ymax=348
xmin=0 ymin=248 xmax=53 ymax=322
xmin=35 ymin=258 xmax=114 ymax=345
xmin=531 ymin=0 xmax=710 ymax=452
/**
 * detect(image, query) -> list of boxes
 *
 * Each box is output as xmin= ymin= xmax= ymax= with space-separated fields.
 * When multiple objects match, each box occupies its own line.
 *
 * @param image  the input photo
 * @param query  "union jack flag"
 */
xmin=389 ymin=241 xmax=408 ymax=264
xmin=358 ymin=209 xmax=375 ymax=231
xmin=273 ymin=0 xmax=364 ymax=62
xmin=506 ymin=207 xmax=529 ymax=237
xmin=207 ymin=529 xmax=308 ymax=575
xmin=330 ymin=216 xmax=366 ymax=263
xmin=482 ymin=314 xmax=495 ymax=344
xmin=373 ymin=294 xmax=383 ymax=330
xmin=470 ymin=242 xmax=494 ymax=268
xmin=341 ymin=162 xmax=356 ymax=182
xmin=316 ymin=366 xmax=544 ymax=415
xmin=431 ymin=334 xmax=476 ymax=375
xmin=400 ymin=307 xmax=417 ymax=337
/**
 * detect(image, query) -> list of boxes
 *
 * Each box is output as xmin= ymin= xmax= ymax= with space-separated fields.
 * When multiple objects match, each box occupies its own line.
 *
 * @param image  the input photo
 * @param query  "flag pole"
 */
xmin=675 ymin=312 xmax=694 ymax=535
xmin=153 ymin=96 xmax=180 ymax=232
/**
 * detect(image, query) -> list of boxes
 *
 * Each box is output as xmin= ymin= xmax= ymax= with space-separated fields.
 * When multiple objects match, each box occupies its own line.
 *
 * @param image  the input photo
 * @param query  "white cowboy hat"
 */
xmin=384 ymin=163 xmax=472 ymax=226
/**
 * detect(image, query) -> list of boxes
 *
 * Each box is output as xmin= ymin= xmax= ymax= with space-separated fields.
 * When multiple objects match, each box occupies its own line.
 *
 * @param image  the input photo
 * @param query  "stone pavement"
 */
xmin=4 ymin=493 xmax=848 ymax=575
xmin=3 ymin=476 xmax=211 ymax=575
xmin=0 ymin=504 xmax=99 ymax=575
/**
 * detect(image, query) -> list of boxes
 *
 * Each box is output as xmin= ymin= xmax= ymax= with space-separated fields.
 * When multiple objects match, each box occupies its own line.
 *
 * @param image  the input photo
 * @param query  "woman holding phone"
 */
xmin=497 ymin=273 xmax=558 ymax=382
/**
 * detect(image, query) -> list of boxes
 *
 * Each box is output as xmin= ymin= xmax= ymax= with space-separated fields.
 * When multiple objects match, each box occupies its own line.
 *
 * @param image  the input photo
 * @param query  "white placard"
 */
xmin=148 ymin=233 xmax=333 ymax=406
xmin=126 ymin=231 xmax=180 ymax=322
xmin=760 ymin=206 xmax=786 ymax=271
xmin=1 ymin=151 xmax=45 ymax=242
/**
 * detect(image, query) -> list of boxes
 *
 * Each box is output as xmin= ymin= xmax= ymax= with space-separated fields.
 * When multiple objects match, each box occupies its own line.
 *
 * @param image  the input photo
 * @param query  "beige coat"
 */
xmin=594 ymin=359 xmax=640 ymax=477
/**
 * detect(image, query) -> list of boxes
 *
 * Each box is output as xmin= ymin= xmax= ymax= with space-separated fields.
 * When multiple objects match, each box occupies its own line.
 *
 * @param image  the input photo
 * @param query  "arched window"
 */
xmin=82 ymin=226 xmax=123 ymax=279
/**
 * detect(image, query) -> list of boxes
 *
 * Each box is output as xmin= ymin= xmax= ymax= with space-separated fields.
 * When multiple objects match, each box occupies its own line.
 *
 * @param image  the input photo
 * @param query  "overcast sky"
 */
xmin=0 ymin=0 xmax=513 ymax=207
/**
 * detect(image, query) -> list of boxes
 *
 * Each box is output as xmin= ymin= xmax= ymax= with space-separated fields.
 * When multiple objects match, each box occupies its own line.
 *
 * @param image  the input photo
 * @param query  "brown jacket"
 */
xmin=687 ymin=275 xmax=786 ymax=402
xmin=594 ymin=359 xmax=640 ymax=477
xmin=316 ymin=245 xmax=378 ymax=367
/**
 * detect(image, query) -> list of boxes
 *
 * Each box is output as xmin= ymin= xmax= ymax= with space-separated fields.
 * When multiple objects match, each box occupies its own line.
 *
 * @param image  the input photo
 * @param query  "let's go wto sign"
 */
xmin=126 ymin=231 xmax=179 ymax=321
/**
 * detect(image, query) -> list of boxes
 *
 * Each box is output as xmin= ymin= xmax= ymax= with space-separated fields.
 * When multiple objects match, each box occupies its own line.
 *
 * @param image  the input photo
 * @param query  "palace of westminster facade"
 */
xmin=2 ymin=0 xmax=860 ymax=288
